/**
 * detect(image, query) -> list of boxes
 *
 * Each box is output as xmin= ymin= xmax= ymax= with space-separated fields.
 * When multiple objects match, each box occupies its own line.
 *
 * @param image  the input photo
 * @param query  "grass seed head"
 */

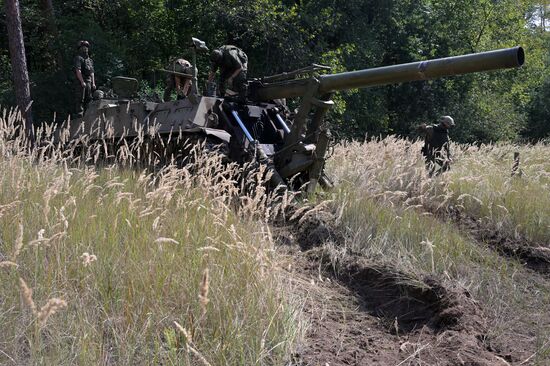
xmin=0 ymin=261 xmax=18 ymax=268
xmin=199 ymin=268 xmax=210 ymax=316
xmin=154 ymin=237 xmax=179 ymax=245
xmin=37 ymin=298 xmax=68 ymax=326
xmin=19 ymin=277 xmax=37 ymax=314
xmin=12 ymin=222 xmax=24 ymax=261
xmin=80 ymin=252 xmax=97 ymax=266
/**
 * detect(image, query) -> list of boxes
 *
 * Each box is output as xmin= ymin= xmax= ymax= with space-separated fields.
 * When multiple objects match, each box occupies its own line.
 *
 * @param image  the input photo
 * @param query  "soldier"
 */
xmin=419 ymin=115 xmax=455 ymax=176
xmin=73 ymin=40 xmax=95 ymax=117
xmin=208 ymin=45 xmax=248 ymax=99
xmin=163 ymin=58 xmax=193 ymax=101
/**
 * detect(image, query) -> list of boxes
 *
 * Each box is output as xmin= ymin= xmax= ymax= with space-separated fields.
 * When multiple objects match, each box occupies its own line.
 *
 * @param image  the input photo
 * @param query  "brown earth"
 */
xmin=273 ymin=210 xmax=548 ymax=366
xmin=279 ymin=246 xmax=515 ymax=365
xmin=447 ymin=210 xmax=550 ymax=276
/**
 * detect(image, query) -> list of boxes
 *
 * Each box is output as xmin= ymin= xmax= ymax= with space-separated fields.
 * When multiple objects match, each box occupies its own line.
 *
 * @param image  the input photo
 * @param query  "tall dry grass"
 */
xmin=328 ymin=136 xmax=550 ymax=245
xmin=0 ymin=107 xmax=302 ymax=365
xmin=325 ymin=136 xmax=550 ymax=363
xmin=2 ymin=104 xmax=549 ymax=363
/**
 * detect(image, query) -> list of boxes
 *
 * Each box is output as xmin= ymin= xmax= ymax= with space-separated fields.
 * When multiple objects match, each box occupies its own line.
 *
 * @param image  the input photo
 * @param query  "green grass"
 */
xmin=446 ymin=143 xmax=550 ymax=244
xmin=2 ymin=108 xmax=549 ymax=364
xmin=325 ymin=185 xmax=550 ymax=363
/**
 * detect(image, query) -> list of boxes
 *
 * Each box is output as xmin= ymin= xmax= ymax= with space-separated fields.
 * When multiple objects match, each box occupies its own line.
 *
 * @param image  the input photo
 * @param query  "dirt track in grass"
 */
xmin=274 ymin=211 xmax=549 ymax=365
xmin=448 ymin=209 xmax=550 ymax=276
xmin=279 ymin=246 xmax=519 ymax=365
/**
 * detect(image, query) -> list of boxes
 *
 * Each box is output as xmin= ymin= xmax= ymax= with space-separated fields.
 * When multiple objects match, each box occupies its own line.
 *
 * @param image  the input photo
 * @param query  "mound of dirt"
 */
xmin=277 ymin=206 xmax=528 ymax=365
xmin=310 ymin=253 xmax=487 ymax=335
xmin=284 ymin=249 xmax=512 ymax=366
xmin=291 ymin=209 xmax=344 ymax=251
xmin=338 ymin=260 xmax=485 ymax=335
xmin=452 ymin=211 xmax=550 ymax=275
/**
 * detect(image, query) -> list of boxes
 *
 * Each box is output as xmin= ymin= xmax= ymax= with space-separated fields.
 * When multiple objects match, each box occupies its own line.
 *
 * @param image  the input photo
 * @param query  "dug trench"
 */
xmin=275 ymin=210 xmax=532 ymax=365
xmin=446 ymin=208 xmax=550 ymax=276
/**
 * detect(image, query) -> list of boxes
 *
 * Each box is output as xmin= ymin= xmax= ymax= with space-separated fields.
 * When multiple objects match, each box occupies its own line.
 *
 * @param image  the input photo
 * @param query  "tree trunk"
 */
xmin=4 ymin=0 xmax=34 ymax=136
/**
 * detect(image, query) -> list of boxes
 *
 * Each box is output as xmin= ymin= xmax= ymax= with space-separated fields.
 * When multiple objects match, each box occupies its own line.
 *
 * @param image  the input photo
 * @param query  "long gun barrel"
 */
xmin=253 ymin=47 xmax=524 ymax=101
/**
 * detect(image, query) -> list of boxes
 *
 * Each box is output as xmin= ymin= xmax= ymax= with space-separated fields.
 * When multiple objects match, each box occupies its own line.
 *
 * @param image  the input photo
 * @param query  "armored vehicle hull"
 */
xmin=62 ymin=45 xmax=524 ymax=193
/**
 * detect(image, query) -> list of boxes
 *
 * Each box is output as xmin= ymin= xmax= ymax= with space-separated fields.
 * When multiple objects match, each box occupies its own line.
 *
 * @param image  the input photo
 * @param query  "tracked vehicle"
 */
xmin=61 ymin=38 xmax=525 ymax=193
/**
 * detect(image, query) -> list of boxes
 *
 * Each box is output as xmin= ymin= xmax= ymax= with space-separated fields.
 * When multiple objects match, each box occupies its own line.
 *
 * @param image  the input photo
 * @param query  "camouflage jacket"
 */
xmin=74 ymin=55 xmax=94 ymax=82
xmin=422 ymin=124 xmax=450 ymax=157
xmin=211 ymin=46 xmax=248 ymax=79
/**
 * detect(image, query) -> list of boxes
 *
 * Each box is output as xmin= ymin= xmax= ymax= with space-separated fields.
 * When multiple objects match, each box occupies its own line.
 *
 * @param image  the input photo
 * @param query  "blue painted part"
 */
xmin=275 ymin=114 xmax=291 ymax=134
xmin=231 ymin=110 xmax=255 ymax=142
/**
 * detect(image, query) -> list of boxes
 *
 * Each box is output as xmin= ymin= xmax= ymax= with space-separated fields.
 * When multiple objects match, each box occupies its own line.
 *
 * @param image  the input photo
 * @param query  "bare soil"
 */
xmin=448 ymin=210 xmax=550 ymax=275
xmin=279 ymin=246 xmax=514 ymax=365
xmin=274 ymin=210 xmax=548 ymax=365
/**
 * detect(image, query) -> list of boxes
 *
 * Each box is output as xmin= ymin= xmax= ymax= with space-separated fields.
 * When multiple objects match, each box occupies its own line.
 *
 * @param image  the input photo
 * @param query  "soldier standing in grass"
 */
xmin=208 ymin=45 xmax=248 ymax=99
xmin=419 ymin=115 xmax=455 ymax=176
xmin=73 ymin=40 xmax=95 ymax=117
xmin=163 ymin=58 xmax=193 ymax=101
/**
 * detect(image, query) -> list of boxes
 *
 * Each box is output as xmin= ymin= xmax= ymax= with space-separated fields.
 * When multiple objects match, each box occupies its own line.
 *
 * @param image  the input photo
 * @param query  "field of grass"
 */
xmin=326 ymin=137 xmax=550 ymax=363
xmin=0 ymin=109 xmax=300 ymax=365
xmin=327 ymin=137 xmax=550 ymax=245
xmin=1 ymin=107 xmax=549 ymax=364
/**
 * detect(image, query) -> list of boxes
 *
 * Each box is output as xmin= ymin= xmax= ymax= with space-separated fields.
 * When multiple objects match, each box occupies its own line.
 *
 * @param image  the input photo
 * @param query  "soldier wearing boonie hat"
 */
xmin=163 ymin=58 xmax=193 ymax=101
xmin=73 ymin=40 xmax=95 ymax=117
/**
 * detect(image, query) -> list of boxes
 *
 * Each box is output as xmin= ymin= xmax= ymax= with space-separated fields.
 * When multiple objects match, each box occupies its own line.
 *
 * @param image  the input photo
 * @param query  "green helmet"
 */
xmin=439 ymin=115 xmax=455 ymax=128
xmin=77 ymin=40 xmax=90 ymax=49
xmin=171 ymin=59 xmax=192 ymax=74
xmin=93 ymin=90 xmax=104 ymax=100
xmin=210 ymin=49 xmax=223 ymax=64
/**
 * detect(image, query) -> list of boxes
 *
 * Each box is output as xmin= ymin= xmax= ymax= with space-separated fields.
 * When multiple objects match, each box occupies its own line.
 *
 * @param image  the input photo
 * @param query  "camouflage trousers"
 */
xmin=75 ymin=81 xmax=92 ymax=118
xmin=424 ymin=151 xmax=451 ymax=177
xmin=163 ymin=75 xmax=191 ymax=102
xmin=220 ymin=70 xmax=247 ymax=99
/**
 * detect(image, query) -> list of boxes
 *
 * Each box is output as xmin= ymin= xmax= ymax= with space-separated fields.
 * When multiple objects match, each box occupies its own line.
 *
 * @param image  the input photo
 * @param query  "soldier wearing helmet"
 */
xmin=207 ymin=45 xmax=248 ymax=99
xmin=419 ymin=115 xmax=455 ymax=176
xmin=163 ymin=58 xmax=193 ymax=102
xmin=73 ymin=40 xmax=95 ymax=117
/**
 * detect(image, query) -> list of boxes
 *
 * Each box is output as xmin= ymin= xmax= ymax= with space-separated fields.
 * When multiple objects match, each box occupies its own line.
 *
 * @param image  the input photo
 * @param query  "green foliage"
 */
xmin=137 ymin=79 xmax=164 ymax=101
xmin=0 ymin=0 xmax=548 ymax=140
xmin=0 ymin=51 xmax=14 ymax=106
xmin=526 ymin=76 xmax=550 ymax=139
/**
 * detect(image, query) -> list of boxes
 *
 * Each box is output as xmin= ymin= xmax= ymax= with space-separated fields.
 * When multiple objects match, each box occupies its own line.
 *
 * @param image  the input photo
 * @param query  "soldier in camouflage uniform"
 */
xmin=208 ymin=45 xmax=248 ymax=99
xmin=163 ymin=58 xmax=193 ymax=101
xmin=420 ymin=115 xmax=455 ymax=176
xmin=73 ymin=40 xmax=95 ymax=117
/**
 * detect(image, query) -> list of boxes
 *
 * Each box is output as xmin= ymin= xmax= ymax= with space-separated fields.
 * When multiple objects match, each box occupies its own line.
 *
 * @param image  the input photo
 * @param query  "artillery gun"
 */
xmin=60 ymin=39 xmax=524 ymax=193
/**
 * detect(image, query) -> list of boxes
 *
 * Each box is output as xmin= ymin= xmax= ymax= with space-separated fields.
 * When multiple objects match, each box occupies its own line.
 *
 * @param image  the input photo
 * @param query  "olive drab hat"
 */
xmin=93 ymin=90 xmax=104 ymax=100
xmin=77 ymin=40 xmax=90 ymax=49
xmin=439 ymin=115 xmax=455 ymax=128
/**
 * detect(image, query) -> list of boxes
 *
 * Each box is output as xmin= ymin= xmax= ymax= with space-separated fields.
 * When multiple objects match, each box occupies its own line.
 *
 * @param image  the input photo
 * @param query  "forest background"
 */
xmin=1 ymin=0 xmax=549 ymax=143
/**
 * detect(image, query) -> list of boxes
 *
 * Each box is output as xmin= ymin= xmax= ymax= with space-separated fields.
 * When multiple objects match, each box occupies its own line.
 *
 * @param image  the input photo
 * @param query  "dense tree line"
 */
xmin=1 ymin=0 xmax=549 ymax=142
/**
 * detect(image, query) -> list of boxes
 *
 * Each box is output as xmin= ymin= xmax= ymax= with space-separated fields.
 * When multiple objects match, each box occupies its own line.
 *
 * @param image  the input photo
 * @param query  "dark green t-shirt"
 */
xmin=74 ymin=55 xmax=94 ymax=81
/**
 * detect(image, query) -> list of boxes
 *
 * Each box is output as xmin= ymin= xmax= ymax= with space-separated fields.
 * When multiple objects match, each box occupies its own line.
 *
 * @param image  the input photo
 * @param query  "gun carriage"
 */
xmin=61 ymin=39 xmax=524 ymax=193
